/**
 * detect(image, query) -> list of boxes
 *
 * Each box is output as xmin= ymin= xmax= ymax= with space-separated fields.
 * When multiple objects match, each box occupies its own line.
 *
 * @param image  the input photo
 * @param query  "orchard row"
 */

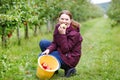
xmin=0 ymin=0 xmax=104 ymax=47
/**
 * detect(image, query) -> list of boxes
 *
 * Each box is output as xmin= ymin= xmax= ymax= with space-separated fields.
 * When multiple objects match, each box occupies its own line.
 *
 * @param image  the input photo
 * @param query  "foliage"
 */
xmin=0 ymin=0 xmax=104 ymax=27
xmin=0 ymin=0 xmax=104 ymax=47
xmin=0 ymin=14 xmax=18 ymax=35
xmin=65 ymin=0 xmax=104 ymax=21
xmin=107 ymin=0 xmax=120 ymax=25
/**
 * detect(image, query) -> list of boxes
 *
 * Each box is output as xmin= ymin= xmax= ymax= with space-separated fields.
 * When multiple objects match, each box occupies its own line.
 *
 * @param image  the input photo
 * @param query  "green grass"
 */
xmin=80 ymin=18 xmax=120 ymax=80
xmin=0 ymin=17 xmax=120 ymax=80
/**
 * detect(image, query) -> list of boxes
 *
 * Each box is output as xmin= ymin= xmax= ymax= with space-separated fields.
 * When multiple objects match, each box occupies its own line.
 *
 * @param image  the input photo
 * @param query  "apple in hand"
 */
xmin=60 ymin=24 xmax=67 ymax=29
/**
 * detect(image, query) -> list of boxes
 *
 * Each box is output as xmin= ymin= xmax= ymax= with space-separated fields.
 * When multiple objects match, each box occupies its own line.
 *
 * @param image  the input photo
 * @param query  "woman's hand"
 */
xmin=58 ymin=24 xmax=67 ymax=34
xmin=42 ymin=49 xmax=50 ymax=55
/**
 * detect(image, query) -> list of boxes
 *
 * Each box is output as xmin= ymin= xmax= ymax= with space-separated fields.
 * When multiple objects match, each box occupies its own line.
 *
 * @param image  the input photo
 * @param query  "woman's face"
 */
xmin=59 ymin=14 xmax=71 ymax=27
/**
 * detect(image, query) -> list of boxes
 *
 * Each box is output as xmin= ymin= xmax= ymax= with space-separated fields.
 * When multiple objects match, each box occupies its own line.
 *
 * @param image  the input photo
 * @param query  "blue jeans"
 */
xmin=38 ymin=39 xmax=70 ymax=70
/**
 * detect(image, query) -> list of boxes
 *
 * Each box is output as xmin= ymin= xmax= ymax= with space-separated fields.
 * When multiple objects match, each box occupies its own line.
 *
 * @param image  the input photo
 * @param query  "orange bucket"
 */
xmin=36 ymin=55 xmax=60 ymax=80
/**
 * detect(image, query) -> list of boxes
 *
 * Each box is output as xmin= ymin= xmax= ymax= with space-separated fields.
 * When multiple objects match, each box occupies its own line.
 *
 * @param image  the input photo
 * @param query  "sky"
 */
xmin=90 ymin=0 xmax=111 ymax=4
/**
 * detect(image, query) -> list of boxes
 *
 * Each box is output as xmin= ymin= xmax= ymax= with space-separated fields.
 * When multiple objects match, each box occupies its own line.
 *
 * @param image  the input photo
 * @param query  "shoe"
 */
xmin=65 ymin=68 xmax=76 ymax=77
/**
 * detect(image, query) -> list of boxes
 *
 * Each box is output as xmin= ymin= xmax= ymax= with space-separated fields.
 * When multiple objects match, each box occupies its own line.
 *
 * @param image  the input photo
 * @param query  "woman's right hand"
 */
xmin=58 ymin=24 xmax=67 ymax=34
xmin=42 ymin=49 xmax=50 ymax=55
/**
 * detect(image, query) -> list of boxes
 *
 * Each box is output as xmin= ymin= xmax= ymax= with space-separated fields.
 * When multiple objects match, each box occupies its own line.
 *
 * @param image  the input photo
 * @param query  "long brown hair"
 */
xmin=58 ymin=10 xmax=80 ymax=29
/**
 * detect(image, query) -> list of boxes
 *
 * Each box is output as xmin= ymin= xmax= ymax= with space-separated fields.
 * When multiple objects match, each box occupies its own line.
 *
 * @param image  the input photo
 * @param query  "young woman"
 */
xmin=39 ymin=10 xmax=83 ymax=77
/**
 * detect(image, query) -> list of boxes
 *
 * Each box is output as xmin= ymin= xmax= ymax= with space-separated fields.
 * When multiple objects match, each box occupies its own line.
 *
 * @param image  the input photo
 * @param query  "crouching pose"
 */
xmin=39 ymin=10 xmax=83 ymax=77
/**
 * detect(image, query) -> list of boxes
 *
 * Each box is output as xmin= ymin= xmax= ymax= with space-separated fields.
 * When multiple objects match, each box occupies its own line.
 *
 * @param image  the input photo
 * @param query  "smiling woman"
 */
xmin=38 ymin=10 xmax=83 ymax=78
xmin=91 ymin=0 xmax=111 ymax=4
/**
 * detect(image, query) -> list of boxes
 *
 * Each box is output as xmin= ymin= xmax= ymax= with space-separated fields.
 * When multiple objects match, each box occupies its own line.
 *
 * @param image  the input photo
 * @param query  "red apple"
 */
xmin=41 ymin=62 xmax=52 ymax=70
xmin=42 ymin=63 xmax=48 ymax=70
xmin=7 ymin=33 xmax=12 ymax=38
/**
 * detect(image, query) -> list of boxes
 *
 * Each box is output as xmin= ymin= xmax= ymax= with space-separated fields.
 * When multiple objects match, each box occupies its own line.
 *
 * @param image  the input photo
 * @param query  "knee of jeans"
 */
xmin=39 ymin=40 xmax=44 ymax=48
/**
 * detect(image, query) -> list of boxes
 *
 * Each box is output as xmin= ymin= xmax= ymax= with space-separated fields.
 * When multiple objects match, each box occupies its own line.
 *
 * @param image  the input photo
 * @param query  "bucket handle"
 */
xmin=41 ymin=52 xmax=47 ymax=55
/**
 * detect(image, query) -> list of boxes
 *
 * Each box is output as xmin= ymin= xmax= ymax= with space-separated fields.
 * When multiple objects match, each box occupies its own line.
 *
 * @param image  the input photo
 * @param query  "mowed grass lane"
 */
xmin=78 ymin=18 xmax=120 ymax=80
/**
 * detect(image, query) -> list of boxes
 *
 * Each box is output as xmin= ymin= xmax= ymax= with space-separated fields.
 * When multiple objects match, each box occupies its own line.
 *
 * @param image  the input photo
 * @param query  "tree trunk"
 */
xmin=24 ymin=21 xmax=29 ymax=39
xmin=17 ymin=24 xmax=21 ymax=45
xmin=34 ymin=25 xmax=38 ymax=36
xmin=51 ymin=19 xmax=55 ymax=30
xmin=46 ymin=19 xmax=51 ymax=33
xmin=1 ymin=26 xmax=7 ymax=47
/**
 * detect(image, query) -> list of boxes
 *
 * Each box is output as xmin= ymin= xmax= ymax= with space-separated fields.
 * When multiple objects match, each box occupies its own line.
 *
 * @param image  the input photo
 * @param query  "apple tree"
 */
xmin=107 ymin=0 xmax=120 ymax=26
